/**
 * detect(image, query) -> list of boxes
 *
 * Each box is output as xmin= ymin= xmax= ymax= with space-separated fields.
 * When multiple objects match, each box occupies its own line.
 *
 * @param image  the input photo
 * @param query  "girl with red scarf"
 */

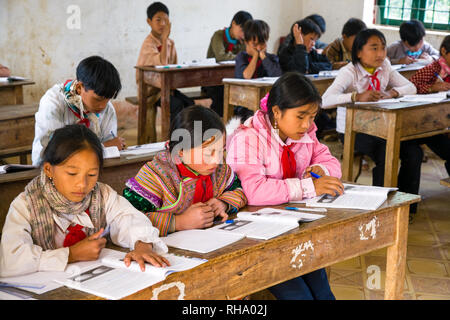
xmin=123 ymin=106 xmax=247 ymax=237
xmin=227 ymin=72 xmax=342 ymax=300
xmin=1 ymin=125 xmax=169 ymax=277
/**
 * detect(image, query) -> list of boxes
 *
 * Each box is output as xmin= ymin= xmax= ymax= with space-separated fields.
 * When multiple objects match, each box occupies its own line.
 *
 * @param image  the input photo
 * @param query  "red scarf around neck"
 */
xmin=63 ymin=209 xmax=90 ymax=247
xmin=367 ymin=71 xmax=381 ymax=91
xmin=281 ymin=144 xmax=297 ymax=179
xmin=176 ymin=163 xmax=214 ymax=203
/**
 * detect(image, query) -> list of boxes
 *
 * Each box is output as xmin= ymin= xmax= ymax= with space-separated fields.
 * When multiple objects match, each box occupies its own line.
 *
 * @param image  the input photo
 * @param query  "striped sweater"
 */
xmin=123 ymin=150 xmax=247 ymax=236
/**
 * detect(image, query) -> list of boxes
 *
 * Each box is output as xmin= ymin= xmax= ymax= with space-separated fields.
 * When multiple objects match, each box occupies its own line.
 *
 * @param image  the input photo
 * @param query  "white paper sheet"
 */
xmin=162 ymin=229 xmax=245 ymax=253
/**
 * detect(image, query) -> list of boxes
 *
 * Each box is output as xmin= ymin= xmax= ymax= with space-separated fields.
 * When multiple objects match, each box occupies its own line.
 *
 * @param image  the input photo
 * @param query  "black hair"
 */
xmin=342 ymin=18 xmax=367 ymax=37
xmin=231 ymin=11 xmax=253 ymax=27
xmin=168 ymin=105 xmax=226 ymax=152
xmin=76 ymin=56 xmax=121 ymax=99
xmin=440 ymin=35 xmax=450 ymax=54
xmin=288 ymin=19 xmax=321 ymax=47
xmin=305 ymin=14 xmax=326 ymax=33
xmin=243 ymin=19 xmax=270 ymax=43
xmin=42 ymin=124 xmax=104 ymax=169
xmin=147 ymin=2 xmax=169 ymax=20
xmin=352 ymin=28 xmax=386 ymax=65
xmin=399 ymin=19 xmax=426 ymax=46
xmin=267 ymin=72 xmax=321 ymax=122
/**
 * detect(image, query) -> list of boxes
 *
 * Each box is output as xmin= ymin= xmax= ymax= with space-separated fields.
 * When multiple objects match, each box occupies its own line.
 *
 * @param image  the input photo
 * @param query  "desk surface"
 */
xmin=136 ymin=64 xmax=235 ymax=73
xmin=0 ymin=80 xmax=35 ymax=88
xmin=28 ymin=191 xmax=419 ymax=300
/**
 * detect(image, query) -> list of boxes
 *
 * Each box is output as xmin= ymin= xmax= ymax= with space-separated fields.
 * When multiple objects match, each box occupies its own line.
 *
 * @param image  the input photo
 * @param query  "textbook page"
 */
xmin=103 ymin=146 xmax=120 ymax=159
xmin=355 ymin=98 xmax=401 ymax=105
xmin=238 ymin=207 xmax=325 ymax=223
xmin=210 ymin=219 xmax=298 ymax=240
xmin=400 ymin=92 xmax=448 ymax=103
xmin=57 ymin=249 xmax=206 ymax=300
xmin=222 ymin=77 xmax=279 ymax=85
xmin=161 ymin=229 xmax=245 ymax=254
xmin=318 ymin=70 xmax=339 ymax=77
xmin=120 ymin=141 xmax=166 ymax=157
xmin=306 ymin=183 xmax=397 ymax=210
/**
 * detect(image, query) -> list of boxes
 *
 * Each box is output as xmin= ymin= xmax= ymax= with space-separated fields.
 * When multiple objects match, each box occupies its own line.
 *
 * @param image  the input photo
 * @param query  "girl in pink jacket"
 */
xmin=227 ymin=72 xmax=343 ymax=206
xmin=226 ymin=72 xmax=344 ymax=300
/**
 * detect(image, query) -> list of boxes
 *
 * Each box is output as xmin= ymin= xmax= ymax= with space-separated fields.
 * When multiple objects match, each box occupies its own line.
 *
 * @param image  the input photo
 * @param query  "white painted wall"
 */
xmin=0 ymin=0 xmax=301 ymax=103
xmin=1 ymin=0 xmax=447 ymax=105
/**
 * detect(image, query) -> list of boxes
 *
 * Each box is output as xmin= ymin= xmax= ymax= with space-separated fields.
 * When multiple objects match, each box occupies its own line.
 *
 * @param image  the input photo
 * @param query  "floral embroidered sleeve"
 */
xmin=217 ymin=166 xmax=248 ymax=214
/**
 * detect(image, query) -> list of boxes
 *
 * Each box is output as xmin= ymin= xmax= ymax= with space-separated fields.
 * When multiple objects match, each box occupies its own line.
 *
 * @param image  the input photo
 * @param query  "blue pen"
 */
xmin=310 ymin=172 xmax=321 ymax=179
xmin=434 ymin=72 xmax=444 ymax=82
xmin=225 ymin=219 xmax=235 ymax=224
xmin=110 ymin=130 xmax=116 ymax=138
xmin=100 ymin=225 xmax=110 ymax=238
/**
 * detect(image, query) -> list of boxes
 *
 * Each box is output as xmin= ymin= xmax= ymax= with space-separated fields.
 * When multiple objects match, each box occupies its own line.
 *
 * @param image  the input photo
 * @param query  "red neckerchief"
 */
xmin=67 ymin=107 xmax=91 ymax=128
xmin=223 ymin=28 xmax=235 ymax=53
xmin=157 ymin=45 xmax=162 ymax=52
xmin=281 ymin=144 xmax=297 ymax=179
xmin=247 ymin=56 xmax=263 ymax=79
xmin=63 ymin=209 xmax=90 ymax=247
xmin=367 ymin=71 xmax=381 ymax=91
xmin=176 ymin=163 xmax=213 ymax=203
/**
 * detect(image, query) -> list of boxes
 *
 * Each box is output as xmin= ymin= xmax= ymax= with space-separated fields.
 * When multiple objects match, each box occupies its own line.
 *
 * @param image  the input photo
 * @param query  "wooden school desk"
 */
xmin=0 ymin=80 xmax=35 ymax=106
xmin=342 ymin=99 xmax=450 ymax=187
xmin=30 ymin=190 xmax=419 ymax=300
xmin=0 ymin=152 xmax=158 ymax=231
xmin=135 ymin=64 xmax=235 ymax=143
xmin=222 ymin=67 xmax=421 ymax=123
xmin=0 ymin=104 xmax=38 ymax=164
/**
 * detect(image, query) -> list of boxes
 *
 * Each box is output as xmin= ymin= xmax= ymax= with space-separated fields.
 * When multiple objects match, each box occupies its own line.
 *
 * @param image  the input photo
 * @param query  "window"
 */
xmin=376 ymin=0 xmax=450 ymax=31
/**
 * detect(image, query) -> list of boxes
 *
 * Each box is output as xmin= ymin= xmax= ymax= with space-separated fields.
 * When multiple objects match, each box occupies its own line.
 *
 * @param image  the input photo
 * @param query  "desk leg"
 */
xmin=223 ymin=84 xmax=231 ymax=123
xmin=160 ymin=75 xmax=170 ymax=140
xmin=342 ymin=108 xmax=356 ymax=181
xmin=14 ymin=86 xmax=24 ymax=104
xmin=137 ymin=69 xmax=147 ymax=145
xmin=384 ymin=112 xmax=401 ymax=187
xmin=385 ymin=205 xmax=409 ymax=299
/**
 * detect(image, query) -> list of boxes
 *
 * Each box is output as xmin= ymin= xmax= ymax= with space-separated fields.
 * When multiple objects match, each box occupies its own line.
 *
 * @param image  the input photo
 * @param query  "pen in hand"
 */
xmin=434 ymin=72 xmax=444 ymax=82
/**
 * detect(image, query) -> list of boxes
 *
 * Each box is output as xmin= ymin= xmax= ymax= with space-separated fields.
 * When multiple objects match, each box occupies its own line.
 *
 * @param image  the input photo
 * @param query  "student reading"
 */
xmin=32 ymin=55 xmax=125 ymax=166
xmin=0 ymin=124 xmax=169 ymax=277
xmin=123 ymin=106 xmax=247 ymax=237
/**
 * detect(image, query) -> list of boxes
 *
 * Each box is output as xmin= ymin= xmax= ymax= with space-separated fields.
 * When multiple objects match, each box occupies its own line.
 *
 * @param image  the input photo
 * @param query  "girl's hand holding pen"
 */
xmin=303 ymin=165 xmax=325 ymax=179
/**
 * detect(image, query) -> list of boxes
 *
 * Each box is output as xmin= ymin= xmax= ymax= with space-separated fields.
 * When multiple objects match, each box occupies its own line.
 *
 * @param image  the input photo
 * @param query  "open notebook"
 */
xmin=302 ymin=183 xmax=398 ymax=210
xmin=162 ymin=208 xmax=325 ymax=253
xmin=55 ymin=249 xmax=206 ymax=300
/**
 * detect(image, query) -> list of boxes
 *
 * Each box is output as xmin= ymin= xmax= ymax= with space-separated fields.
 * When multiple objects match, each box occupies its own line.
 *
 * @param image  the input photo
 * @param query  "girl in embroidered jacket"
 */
xmin=124 ymin=105 xmax=247 ymax=237
xmin=0 ymin=125 xmax=169 ymax=278
xmin=32 ymin=55 xmax=126 ymax=166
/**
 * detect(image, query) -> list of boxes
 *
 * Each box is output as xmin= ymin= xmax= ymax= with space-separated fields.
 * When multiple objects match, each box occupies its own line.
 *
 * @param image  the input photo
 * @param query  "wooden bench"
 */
xmin=0 ymin=104 xmax=38 ymax=164
xmin=440 ymin=178 xmax=450 ymax=188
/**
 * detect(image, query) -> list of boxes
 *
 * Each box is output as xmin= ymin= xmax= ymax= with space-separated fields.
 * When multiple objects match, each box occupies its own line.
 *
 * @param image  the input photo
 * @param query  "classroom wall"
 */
xmin=0 ymin=0 xmax=301 ymax=103
xmin=1 ymin=0 xmax=448 ymax=105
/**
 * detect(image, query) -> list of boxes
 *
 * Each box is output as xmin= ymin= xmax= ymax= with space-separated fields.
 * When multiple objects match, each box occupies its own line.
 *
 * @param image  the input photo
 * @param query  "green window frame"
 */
xmin=377 ymin=0 xmax=450 ymax=31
